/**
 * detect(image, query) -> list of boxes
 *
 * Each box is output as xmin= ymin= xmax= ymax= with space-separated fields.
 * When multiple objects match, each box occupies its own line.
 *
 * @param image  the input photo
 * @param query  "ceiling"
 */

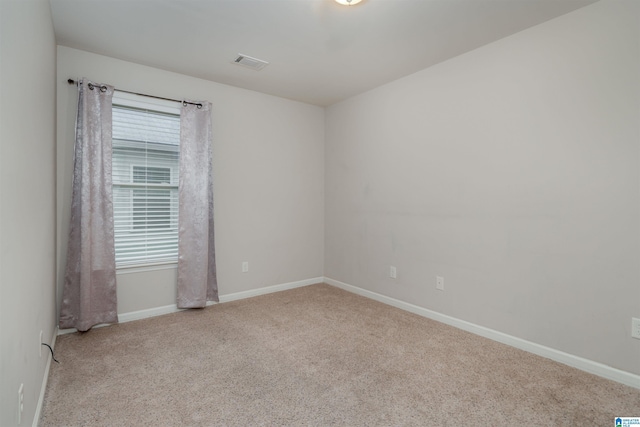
xmin=49 ymin=0 xmax=597 ymax=107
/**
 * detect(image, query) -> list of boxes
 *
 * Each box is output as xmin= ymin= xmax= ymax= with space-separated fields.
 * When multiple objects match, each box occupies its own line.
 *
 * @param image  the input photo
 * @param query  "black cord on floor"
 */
xmin=41 ymin=343 xmax=60 ymax=364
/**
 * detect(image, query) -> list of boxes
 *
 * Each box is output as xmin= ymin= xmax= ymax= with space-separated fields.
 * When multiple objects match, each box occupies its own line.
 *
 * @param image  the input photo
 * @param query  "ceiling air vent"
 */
xmin=234 ymin=54 xmax=269 ymax=71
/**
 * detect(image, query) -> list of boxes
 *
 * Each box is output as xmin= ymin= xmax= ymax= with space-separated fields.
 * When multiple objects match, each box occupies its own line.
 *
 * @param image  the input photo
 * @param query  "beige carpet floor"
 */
xmin=41 ymin=283 xmax=639 ymax=426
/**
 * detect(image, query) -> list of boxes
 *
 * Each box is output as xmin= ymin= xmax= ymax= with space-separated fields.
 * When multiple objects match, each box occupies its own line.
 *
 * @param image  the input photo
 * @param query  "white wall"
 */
xmin=325 ymin=0 xmax=640 ymax=375
xmin=0 ymin=0 xmax=57 ymax=425
xmin=56 ymin=47 xmax=325 ymax=316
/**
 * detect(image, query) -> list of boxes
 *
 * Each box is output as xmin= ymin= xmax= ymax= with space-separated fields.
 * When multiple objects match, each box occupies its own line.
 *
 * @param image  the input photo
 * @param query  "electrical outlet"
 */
xmin=40 ymin=331 xmax=43 ymax=358
xmin=632 ymin=318 xmax=640 ymax=339
xmin=242 ymin=261 xmax=249 ymax=273
xmin=18 ymin=383 xmax=24 ymax=425
xmin=436 ymin=276 xmax=444 ymax=291
xmin=389 ymin=266 xmax=397 ymax=279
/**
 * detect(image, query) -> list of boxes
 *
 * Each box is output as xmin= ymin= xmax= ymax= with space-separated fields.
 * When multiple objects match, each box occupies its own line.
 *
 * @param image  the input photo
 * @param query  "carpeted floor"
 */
xmin=41 ymin=283 xmax=639 ymax=426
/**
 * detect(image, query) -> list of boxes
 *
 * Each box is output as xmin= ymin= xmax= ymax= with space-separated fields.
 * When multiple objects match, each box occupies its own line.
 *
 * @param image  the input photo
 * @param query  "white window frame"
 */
xmin=112 ymin=92 xmax=181 ymax=270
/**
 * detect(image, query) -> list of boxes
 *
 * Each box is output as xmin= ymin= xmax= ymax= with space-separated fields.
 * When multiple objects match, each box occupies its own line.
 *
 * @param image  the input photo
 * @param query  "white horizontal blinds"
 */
xmin=112 ymin=103 xmax=180 ymax=267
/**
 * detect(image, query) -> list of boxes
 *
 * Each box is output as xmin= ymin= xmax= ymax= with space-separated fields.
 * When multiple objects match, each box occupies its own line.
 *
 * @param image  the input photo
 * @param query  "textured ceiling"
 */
xmin=49 ymin=0 xmax=597 ymax=106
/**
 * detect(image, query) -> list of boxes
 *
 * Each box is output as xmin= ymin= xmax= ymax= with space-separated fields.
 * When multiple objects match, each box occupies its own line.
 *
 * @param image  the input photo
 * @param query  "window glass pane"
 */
xmin=112 ymin=103 xmax=180 ymax=267
xmin=133 ymin=166 xmax=171 ymax=184
xmin=132 ymin=187 xmax=171 ymax=230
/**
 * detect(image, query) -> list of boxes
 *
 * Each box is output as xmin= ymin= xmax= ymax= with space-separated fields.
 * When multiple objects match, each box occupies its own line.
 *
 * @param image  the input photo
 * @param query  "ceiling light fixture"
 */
xmin=335 ymin=0 xmax=363 ymax=5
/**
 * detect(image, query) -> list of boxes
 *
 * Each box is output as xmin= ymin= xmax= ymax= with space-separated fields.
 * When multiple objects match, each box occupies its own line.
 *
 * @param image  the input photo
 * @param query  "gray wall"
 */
xmin=56 ymin=47 xmax=325 ymax=316
xmin=0 ymin=0 xmax=58 ymax=425
xmin=325 ymin=0 xmax=640 ymax=375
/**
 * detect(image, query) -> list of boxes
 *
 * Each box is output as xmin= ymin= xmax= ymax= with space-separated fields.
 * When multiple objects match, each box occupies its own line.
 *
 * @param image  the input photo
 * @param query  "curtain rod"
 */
xmin=67 ymin=79 xmax=203 ymax=108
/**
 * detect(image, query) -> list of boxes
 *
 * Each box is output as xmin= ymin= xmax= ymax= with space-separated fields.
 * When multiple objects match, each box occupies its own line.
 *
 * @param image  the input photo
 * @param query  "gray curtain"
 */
xmin=59 ymin=79 xmax=118 ymax=331
xmin=177 ymin=101 xmax=218 ymax=308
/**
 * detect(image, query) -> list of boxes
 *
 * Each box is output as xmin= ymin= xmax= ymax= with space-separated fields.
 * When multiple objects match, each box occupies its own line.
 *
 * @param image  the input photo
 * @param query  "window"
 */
xmin=112 ymin=94 xmax=180 ymax=267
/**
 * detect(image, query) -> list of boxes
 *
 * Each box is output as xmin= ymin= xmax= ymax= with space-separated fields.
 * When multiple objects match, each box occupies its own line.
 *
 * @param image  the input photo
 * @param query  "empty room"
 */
xmin=1 ymin=0 xmax=639 ymax=425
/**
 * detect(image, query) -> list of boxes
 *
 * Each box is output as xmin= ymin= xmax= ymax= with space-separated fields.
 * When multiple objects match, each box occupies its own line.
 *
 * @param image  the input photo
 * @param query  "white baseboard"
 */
xmin=33 ymin=327 xmax=58 ymax=427
xmin=324 ymin=277 xmax=640 ymax=390
xmin=218 ymin=277 xmax=323 ymax=303
xmin=58 ymin=277 xmax=324 ymax=335
xmin=54 ymin=275 xmax=638 ymax=389
xmin=118 ymin=303 xmax=183 ymax=324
